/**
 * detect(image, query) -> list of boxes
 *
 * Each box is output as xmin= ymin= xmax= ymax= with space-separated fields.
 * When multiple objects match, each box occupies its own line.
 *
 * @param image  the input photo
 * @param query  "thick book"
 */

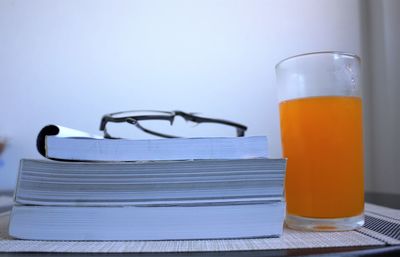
xmin=36 ymin=125 xmax=268 ymax=161
xmin=9 ymin=201 xmax=284 ymax=241
xmin=15 ymin=159 xmax=286 ymax=206
xmin=11 ymin=158 xmax=286 ymax=240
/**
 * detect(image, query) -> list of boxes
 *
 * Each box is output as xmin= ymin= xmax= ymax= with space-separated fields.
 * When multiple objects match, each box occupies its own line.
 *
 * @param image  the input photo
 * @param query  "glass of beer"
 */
xmin=276 ymin=52 xmax=364 ymax=231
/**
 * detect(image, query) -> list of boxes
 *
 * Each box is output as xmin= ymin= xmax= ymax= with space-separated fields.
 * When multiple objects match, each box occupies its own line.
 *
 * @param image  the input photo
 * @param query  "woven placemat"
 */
xmin=0 ymin=203 xmax=398 ymax=253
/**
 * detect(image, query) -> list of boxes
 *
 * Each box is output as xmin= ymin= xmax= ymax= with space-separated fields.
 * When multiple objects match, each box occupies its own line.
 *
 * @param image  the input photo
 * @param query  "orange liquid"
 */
xmin=279 ymin=96 xmax=364 ymax=218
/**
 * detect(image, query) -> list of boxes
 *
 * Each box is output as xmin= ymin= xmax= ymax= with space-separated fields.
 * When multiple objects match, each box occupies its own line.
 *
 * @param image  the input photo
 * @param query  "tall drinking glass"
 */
xmin=276 ymin=52 xmax=364 ymax=231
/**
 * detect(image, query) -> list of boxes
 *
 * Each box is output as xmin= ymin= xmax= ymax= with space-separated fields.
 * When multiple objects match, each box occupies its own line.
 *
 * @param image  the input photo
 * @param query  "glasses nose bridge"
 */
xmin=173 ymin=111 xmax=198 ymax=123
xmin=126 ymin=117 xmax=139 ymax=125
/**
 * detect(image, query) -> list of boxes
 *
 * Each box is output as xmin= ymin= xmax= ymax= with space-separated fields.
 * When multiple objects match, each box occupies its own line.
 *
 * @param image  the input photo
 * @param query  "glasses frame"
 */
xmin=100 ymin=110 xmax=247 ymax=139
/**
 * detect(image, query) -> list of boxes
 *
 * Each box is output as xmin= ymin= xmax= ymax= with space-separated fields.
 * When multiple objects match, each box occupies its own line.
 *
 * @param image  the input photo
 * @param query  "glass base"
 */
xmin=285 ymin=213 xmax=364 ymax=231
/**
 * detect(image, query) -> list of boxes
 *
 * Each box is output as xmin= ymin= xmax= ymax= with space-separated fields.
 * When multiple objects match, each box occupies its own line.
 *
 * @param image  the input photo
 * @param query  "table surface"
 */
xmin=0 ymin=191 xmax=399 ymax=257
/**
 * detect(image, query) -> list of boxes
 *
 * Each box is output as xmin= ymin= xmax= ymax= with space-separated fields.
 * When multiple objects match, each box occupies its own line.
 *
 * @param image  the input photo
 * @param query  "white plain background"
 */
xmin=0 ymin=0 xmax=366 ymax=190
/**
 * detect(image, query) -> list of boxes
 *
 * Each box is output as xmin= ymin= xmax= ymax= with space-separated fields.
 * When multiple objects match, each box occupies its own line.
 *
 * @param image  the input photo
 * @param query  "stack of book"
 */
xmin=9 ymin=127 xmax=286 ymax=241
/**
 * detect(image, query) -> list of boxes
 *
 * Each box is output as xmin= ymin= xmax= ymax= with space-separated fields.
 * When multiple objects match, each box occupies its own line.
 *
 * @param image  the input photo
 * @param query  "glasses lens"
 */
xmin=140 ymin=117 xmax=239 ymax=138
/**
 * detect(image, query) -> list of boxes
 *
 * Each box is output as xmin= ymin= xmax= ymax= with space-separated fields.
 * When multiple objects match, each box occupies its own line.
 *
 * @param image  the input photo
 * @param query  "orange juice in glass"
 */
xmin=276 ymin=52 xmax=364 ymax=231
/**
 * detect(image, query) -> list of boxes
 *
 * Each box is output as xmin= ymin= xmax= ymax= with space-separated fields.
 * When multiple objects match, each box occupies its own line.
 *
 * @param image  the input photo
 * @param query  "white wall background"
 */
xmin=0 ymin=0 xmax=363 ymax=190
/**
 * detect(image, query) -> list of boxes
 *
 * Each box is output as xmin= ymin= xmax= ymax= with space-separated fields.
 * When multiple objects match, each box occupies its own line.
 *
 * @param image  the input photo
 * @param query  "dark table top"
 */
xmin=0 ymin=191 xmax=399 ymax=257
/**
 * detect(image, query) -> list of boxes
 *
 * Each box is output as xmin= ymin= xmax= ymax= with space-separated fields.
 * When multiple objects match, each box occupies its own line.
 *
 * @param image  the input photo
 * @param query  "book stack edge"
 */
xmin=9 ymin=128 xmax=286 ymax=241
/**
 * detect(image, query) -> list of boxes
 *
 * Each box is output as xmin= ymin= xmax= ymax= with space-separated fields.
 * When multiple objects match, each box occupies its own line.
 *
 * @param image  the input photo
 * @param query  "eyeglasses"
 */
xmin=100 ymin=110 xmax=247 ymax=139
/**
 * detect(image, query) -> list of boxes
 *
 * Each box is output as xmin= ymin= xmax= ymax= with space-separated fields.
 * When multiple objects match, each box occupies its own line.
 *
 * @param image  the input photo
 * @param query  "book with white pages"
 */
xmin=10 ymin=158 xmax=287 ymax=240
xmin=36 ymin=125 xmax=268 ymax=161
xmin=9 ymin=201 xmax=285 ymax=241
xmin=14 ymin=159 xmax=286 ymax=206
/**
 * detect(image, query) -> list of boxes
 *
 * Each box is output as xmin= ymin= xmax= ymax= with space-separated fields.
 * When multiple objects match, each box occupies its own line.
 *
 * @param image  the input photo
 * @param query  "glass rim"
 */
xmin=275 ymin=51 xmax=361 ymax=70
